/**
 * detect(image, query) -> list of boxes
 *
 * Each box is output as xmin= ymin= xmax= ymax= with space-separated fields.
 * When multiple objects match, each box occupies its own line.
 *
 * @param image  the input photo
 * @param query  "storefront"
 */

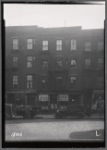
xmin=57 ymin=94 xmax=69 ymax=110
xmin=38 ymin=94 xmax=50 ymax=112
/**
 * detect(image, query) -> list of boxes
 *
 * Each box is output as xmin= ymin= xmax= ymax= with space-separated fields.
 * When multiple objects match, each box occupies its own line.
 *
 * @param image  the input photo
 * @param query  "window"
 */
xmin=13 ymin=56 xmax=18 ymax=63
xmin=39 ymin=94 xmax=49 ymax=101
xmin=42 ymin=40 xmax=48 ymax=50
xmin=27 ymin=56 xmax=33 ymax=68
xmin=13 ymin=75 xmax=18 ymax=87
xmin=85 ymin=59 xmax=91 ymax=67
xmin=85 ymin=42 xmax=91 ymax=51
xmin=27 ymin=75 xmax=33 ymax=88
xmin=43 ymin=60 xmax=48 ymax=69
xmin=98 ymin=42 xmax=103 ymax=51
xmin=13 ymin=39 xmax=18 ymax=50
xmin=27 ymin=39 xmax=33 ymax=49
xmin=71 ymin=60 xmax=76 ymax=66
xmin=56 ymin=76 xmax=62 ymax=80
xmin=71 ymin=40 xmax=76 ymax=50
xmin=70 ymin=76 xmax=76 ymax=83
xmin=56 ymin=40 xmax=62 ymax=51
xmin=56 ymin=60 xmax=62 ymax=68
xmin=58 ymin=94 xmax=69 ymax=101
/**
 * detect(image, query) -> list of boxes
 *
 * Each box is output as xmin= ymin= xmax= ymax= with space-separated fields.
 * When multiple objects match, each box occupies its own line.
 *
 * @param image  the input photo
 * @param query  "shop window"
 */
xmin=13 ymin=39 xmax=18 ymax=50
xmin=85 ymin=42 xmax=91 ymax=51
xmin=39 ymin=94 xmax=49 ymax=101
xmin=27 ymin=39 xmax=33 ymax=49
xmin=27 ymin=75 xmax=33 ymax=88
xmin=42 ymin=40 xmax=48 ymax=50
xmin=56 ymin=40 xmax=62 ymax=51
xmin=71 ymin=40 xmax=76 ymax=50
xmin=58 ymin=94 xmax=69 ymax=101
xmin=13 ymin=75 xmax=18 ymax=87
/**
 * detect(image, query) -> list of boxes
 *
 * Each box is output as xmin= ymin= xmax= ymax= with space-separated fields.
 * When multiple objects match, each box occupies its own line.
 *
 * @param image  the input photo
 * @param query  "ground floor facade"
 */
xmin=5 ymin=89 xmax=104 ymax=113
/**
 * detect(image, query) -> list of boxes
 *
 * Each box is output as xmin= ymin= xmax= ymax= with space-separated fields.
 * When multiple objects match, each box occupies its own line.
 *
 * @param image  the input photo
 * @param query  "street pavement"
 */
xmin=5 ymin=119 xmax=104 ymax=141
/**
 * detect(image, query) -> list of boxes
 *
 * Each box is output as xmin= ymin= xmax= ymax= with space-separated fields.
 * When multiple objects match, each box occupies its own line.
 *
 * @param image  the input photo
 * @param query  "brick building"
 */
xmin=5 ymin=26 xmax=104 ymax=112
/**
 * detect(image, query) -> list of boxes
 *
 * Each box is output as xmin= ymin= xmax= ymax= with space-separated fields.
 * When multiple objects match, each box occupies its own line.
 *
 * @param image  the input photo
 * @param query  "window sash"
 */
xmin=27 ymin=82 xmax=33 ymax=88
xmin=27 ymin=75 xmax=33 ymax=81
xmin=71 ymin=40 xmax=76 ymax=50
xmin=85 ymin=42 xmax=91 ymax=51
xmin=13 ymin=39 xmax=18 ymax=50
xmin=27 ymin=39 xmax=33 ymax=49
xmin=13 ymin=75 xmax=18 ymax=85
xmin=42 ymin=41 xmax=48 ymax=50
xmin=13 ymin=56 xmax=18 ymax=63
xmin=71 ymin=60 xmax=76 ymax=65
xmin=56 ymin=40 xmax=62 ymax=50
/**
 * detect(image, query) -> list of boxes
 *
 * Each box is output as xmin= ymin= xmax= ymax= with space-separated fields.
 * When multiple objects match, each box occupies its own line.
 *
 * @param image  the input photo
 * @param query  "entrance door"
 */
xmin=50 ymin=103 xmax=57 ymax=110
xmin=27 ymin=94 xmax=35 ymax=106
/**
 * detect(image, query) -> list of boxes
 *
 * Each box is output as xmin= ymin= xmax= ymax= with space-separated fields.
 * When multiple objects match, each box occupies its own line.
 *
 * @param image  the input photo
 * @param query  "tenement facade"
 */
xmin=5 ymin=26 xmax=104 ymax=112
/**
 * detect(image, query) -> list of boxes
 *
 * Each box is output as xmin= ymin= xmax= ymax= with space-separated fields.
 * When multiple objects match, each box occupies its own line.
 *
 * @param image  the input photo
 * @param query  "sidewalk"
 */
xmin=36 ymin=114 xmax=104 ymax=119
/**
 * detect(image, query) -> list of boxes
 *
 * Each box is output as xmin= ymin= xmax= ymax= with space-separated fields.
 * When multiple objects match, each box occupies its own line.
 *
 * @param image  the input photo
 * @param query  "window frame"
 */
xmin=71 ymin=39 xmax=77 ymax=50
xmin=42 ymin=40 xmax=48 ymax=51
xmin=13 ymin=38 xmax=18 ymax=50
xmin=13 ymin=75 xmax=18 ymax=87
xmin=27 ymin=75 xmax=33 ymax=88
xmin=27 ymin=39 xmax=33 ymax=50
xmin=85 ymin=42 xmax=91 ymax=51
xmin=56 ymin=40 xmax=62 ymax=51
xmin=27 ymin=56 xmax=33 ymax=68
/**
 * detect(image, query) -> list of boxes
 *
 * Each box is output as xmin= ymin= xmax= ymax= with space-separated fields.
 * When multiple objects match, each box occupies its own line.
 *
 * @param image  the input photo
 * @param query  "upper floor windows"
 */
xmin=13 ymin=39 xmax=18 ymax=50
xmin=85 ymin=59 xmax=91 ymax=68
xmin=85 ymin=42 xmax=91 ymax=51
xmin=70 ymin=76 xmax=77 ymax=84
xmin=42 ymin=60 xmax=48 ymax=69
xmin=56 ymin=60 xmax=62 ymax=68
xmin=42 ymin=40 xmax=48 ymax=50
xmin=71 ymin=40 xmax=76 ymax=50
xmin=13 ymin=56 xmax=18 ymax=63
xmin=27 ymin=75 xmax=33 ymax=88
xmin=56 ymin=40 xmax=62 ymax=51
xmin=13 ymin=75 xmax=18 ymax=87
xmin=27 ymin=56 xmax=33 ymax=68
xmin=71 ymin=59 xmax=76 ymax=66
xmin=27 ymin=39 xmax=33 ymax=49
xmin=98 ymin=41 xmax=104 ymax=51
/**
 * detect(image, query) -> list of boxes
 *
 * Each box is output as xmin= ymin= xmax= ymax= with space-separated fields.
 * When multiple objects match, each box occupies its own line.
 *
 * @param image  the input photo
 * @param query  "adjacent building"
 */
xmin=5 ymin=25 xmax=104 ymax=112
